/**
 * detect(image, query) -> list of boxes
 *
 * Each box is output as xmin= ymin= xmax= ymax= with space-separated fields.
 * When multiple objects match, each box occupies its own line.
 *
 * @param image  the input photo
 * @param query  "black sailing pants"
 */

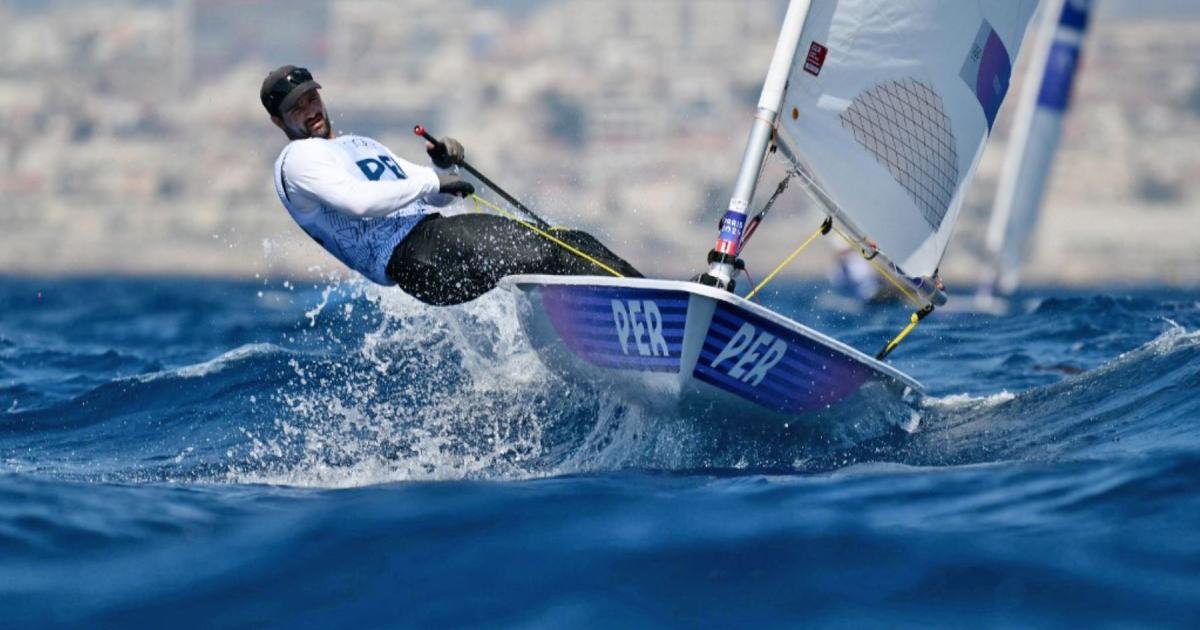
xmin=386 ymin=213 xmax=643 ymax=306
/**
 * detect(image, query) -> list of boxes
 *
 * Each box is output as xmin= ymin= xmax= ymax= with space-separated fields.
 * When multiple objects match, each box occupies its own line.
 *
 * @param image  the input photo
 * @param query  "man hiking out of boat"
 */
xmin=262 ymin=65 xmax=641 ymax=306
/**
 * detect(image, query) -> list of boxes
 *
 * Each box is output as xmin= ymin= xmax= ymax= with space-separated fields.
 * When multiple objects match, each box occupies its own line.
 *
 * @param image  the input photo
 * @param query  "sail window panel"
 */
xmin=839 ymin=77 xmax=960 ymax=231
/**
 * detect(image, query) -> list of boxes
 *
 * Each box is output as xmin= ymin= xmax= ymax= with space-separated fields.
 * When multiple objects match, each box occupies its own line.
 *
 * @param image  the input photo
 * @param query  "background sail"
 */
xmin=984 ymin=0 xmax=1093 ymax=296
xmin=777 ymin=0 xmax=1039 ymax=278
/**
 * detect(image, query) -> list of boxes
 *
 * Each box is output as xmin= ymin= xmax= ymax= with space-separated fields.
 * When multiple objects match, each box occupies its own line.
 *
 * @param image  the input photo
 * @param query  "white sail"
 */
xmin=777 ymin=0 xmax=1039 ymax=279
xmin=983 ymin=0 xmax=1093 ymax=296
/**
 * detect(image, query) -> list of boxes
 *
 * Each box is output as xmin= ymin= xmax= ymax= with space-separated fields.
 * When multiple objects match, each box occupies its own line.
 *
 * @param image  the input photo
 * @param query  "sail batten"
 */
xmin=777 ymin=0 xmax=1039 ymax=279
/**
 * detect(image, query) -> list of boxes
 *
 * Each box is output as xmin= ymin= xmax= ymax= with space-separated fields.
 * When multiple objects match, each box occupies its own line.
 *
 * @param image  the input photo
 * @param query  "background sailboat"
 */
xmin=978 ymin=0 xmax=1095 ymax=304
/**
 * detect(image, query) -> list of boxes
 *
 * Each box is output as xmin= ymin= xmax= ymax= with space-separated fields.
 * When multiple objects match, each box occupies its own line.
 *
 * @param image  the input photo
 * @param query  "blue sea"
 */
xmin=1 ymin=276 xmax=1198 ymax=628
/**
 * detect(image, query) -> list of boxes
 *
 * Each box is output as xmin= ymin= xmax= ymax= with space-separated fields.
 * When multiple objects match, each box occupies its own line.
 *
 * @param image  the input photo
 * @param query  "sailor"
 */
xmin=261 ymin=65 xmax=641 ymax=306
xmin=828 ymin=247 xmax=881 ymax=303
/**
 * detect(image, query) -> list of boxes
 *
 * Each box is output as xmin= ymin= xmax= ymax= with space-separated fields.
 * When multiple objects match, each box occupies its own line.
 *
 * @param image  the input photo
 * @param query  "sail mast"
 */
xmin=701 ymin=0 xmax=814 ymax=289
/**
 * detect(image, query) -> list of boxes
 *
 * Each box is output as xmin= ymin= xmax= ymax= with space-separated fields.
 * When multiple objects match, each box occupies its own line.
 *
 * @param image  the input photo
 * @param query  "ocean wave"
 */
xmin=3 ymin=280 xmax=1199 ymax=487
xmin=135 ymin=343 xmax=290 ymax=382
xmin=923 ymin=390 xmax=1017 ymax=411
xmin=219 ymin=284 xmax=938 ymax=485
xmin=902 ymin=321 xmax=1199 ymax=465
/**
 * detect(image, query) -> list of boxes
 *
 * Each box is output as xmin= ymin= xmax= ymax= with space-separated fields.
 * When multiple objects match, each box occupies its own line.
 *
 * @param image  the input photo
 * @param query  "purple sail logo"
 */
xmin=960 ymin=20 xmax=1013 ymax=130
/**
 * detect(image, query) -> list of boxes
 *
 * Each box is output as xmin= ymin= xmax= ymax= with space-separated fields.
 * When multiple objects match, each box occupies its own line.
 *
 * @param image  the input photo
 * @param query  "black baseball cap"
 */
xmin=260 ymin=65 xmax=322 ymax=117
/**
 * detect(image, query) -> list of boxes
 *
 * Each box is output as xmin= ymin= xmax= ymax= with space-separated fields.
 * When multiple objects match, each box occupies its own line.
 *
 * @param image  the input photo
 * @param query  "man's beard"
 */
xmin=286 ymin=112 xmax=331 ymax=140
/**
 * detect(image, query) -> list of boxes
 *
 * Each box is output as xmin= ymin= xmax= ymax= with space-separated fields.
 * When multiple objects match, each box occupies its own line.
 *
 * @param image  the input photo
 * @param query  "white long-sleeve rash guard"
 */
xmin=273 ymin=134 xmax=453 ymax=285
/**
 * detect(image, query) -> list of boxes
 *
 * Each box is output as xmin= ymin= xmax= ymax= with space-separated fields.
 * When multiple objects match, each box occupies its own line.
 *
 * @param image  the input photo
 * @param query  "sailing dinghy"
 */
xmin=503 ymin=0 xmax=1039 ymax=424
xmin=978 ymin=0 xmax=1093 ymax=303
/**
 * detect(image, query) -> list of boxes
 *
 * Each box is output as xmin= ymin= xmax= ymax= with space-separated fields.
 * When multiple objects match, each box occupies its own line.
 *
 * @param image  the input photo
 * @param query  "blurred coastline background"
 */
xmin=1 ymin=0 xmax=1198 ymax=287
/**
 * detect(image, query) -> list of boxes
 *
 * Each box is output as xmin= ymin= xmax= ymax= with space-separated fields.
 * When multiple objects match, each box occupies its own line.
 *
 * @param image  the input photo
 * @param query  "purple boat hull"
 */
xmin=504 ymin=276 xmax=923 ymax=425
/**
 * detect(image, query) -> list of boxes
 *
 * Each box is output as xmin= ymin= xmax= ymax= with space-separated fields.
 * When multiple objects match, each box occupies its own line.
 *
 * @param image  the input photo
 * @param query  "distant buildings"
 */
xmin=0 ymin=0 xmax=1197 ymax=285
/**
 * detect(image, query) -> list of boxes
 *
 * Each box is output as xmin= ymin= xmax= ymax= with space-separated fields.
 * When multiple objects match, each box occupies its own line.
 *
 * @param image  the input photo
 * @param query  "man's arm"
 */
xmin=282 ymin=140 xmax=441 ymax=218
xmin=386 ymin=146 xmax=463 ymax=208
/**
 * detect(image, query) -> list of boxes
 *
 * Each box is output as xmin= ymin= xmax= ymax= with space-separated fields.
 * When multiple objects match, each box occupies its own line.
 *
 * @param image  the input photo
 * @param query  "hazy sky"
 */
xmin=5 ymin=0 xmax=1199 ymax=18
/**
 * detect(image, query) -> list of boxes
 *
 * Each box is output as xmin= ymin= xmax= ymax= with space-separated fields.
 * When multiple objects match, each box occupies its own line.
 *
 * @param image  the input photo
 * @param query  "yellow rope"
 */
xmin=877 ymin=311 xmax=920 ymax=360
xmin=821 ymin=226 xmax=935 ymax=359
xmin=730 ymin=207 xmax=935 ymax=359
xmin=745 ymin=221 xmax=829 ymax=301
xmin=469 ymin=194 xmax=624 ymax=278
